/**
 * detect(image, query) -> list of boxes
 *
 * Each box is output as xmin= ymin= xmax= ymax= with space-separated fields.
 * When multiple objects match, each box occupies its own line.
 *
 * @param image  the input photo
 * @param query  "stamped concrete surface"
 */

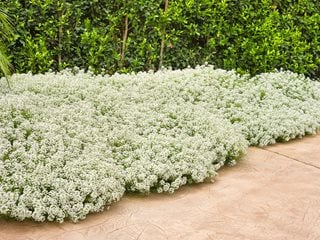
xmin=0 ymin=134 xmax=319 ymax=240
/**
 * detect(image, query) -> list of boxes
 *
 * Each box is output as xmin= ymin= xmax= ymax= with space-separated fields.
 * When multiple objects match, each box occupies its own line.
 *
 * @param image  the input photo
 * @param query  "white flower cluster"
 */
xmin=0 ymin=65 xmax=319 ymax=222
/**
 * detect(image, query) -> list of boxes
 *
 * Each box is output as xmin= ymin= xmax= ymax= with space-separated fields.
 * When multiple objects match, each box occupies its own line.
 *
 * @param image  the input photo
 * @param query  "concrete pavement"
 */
xmin=0 ymin=134 xmax=319 ymax=240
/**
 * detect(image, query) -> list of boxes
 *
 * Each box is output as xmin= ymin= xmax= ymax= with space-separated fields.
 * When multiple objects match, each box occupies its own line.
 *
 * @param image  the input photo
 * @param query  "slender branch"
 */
xmin=159 ymin=0 xmax=169 ymax=69
xmin=121 ymin=14 xmax=129 ymax=66
xmin=58 ymin=1 xmax=66 ymax=71
xmin=58 ymin=24 xmax=63 ymax=70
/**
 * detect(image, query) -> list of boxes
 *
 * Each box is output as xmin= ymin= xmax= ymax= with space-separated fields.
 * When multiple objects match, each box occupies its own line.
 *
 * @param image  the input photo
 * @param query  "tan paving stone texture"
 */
xmin=0 ymin=134 xmax=319 ymax=240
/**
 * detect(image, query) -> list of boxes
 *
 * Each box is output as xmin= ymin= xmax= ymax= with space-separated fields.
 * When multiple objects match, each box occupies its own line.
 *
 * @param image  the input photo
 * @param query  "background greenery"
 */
xmin=0 ymin=8 xmax=13 ymax=79
xmin=1 ymin=0 xmax=319 ymax=78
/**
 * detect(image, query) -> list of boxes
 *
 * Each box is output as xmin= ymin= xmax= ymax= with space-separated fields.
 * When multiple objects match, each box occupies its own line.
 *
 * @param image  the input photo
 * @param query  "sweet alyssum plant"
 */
xmin=0 ymin=66 xmax=319 ymax=222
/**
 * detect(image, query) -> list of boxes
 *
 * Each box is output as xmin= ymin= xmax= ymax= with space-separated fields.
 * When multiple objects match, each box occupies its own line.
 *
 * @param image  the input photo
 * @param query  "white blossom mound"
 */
xmin=0 ymin=66 xmax=319 ymax=222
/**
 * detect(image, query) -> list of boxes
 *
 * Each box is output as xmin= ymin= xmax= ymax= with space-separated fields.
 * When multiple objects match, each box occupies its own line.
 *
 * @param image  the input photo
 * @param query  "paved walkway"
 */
xmin=1 ymin=134 xmax=319 ymax=240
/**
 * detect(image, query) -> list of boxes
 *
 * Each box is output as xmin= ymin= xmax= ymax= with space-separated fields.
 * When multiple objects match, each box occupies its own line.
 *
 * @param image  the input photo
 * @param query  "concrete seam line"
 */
xmin=259 ymin=148 xmax=320 ymax=170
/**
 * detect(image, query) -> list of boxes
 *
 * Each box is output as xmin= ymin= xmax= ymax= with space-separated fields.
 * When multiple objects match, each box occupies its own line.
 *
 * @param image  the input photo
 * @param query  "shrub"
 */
xmin=0 ymin=0 xmax=319 ymax=78
xmin=1 ymin=66 xmax=320 ymax=222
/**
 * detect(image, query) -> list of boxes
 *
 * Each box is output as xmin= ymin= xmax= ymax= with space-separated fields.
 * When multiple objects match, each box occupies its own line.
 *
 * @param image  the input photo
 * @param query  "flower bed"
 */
xmin=0 ymin=66 xmax=319 ymax=222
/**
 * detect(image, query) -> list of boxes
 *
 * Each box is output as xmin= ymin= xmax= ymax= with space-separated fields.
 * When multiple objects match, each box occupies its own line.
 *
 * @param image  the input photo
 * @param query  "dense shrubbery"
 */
xmin=0 ymin=0 xmax=319 ymax=77
xmin=1 ymin=66 xmax=320 ymax=222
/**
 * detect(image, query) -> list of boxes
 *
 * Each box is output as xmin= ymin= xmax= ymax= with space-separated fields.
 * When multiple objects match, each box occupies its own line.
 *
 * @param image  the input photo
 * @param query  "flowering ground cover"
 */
xmin=1 ymin=66 xmax=320 ymax=222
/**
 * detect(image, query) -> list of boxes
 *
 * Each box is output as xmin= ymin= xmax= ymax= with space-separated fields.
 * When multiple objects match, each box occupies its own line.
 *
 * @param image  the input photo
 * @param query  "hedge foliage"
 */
xmin=1 ymin=0 xmax=320 ymax=77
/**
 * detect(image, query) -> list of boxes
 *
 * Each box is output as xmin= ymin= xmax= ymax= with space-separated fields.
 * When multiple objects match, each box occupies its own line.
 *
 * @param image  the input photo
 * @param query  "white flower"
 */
xmin=0 ymin=66 xmax=319 ymax=222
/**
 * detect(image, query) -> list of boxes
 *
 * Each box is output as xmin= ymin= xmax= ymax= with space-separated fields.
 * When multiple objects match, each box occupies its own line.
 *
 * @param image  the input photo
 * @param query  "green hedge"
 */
xmin=1 ymin=0 xmax=320 ymax=77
